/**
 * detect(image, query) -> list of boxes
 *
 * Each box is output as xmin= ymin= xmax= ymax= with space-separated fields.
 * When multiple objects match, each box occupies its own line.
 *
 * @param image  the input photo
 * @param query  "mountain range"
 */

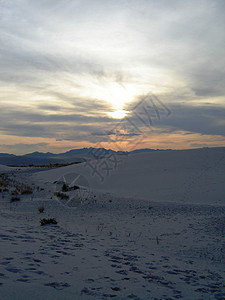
xmin=0 ymin=148 xmax=171 ymax=166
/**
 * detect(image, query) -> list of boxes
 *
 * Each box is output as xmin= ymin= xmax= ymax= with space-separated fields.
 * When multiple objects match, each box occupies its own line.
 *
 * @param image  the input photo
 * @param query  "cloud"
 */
xmin=40 ymin=92 xmax=113 ymax=114
xmin=162 ymin=103 xmax=225 ymax=137
xmin=125 ymin=94 xmax=225 ymax=137
xmin=0 ymin=143 xmax=49 ymax=154
xmin=1 ymin=0 xmax=225 ymax=101
xmin=1 ymin=0 xmax=225 ymax=153
xmin=0 ymin=98 xmax=117 ymax=142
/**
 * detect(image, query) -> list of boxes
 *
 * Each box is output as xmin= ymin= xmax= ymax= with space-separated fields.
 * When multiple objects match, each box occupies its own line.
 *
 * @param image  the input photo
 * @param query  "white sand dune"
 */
xmin=0 ymin=148 xmax=225 ymax=299
xmin=34 ymin=147 xmax=225 ymax=205
xmin=0 ymin=164 xmax=13 ymax=172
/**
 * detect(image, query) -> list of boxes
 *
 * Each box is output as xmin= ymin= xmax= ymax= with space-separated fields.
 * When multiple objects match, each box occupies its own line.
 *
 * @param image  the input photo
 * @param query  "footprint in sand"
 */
xmin=5 ymin=267 xmax=22 ymax=274
xmin=44 ymin=282 xmax=71 ymax=290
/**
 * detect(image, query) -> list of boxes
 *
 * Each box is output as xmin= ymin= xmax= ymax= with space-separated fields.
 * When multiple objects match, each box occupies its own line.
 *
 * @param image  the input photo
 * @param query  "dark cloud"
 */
xmin=163 ymin=104 xmax=225 ymax=136
xmin=122 ymin=94 xmax=225 ymax=136
xmin=0 ymin=105 xmax=113 ymax=125
xmin=127 ymin=96 xmax=225 ymax=137
xmin=0 ymin=102 xmax=117 ymax=141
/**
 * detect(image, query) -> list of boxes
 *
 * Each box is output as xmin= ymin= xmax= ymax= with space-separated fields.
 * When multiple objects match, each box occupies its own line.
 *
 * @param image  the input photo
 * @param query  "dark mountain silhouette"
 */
xmin=24 ymin=151 xmax=55 ymax=157
xmin=0 ymin=148 xmax=171 ymax=166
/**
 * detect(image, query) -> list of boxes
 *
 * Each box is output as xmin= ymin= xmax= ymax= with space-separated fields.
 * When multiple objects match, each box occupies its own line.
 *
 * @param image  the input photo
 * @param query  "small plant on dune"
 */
xmin=62 ymin=183 xmax=79 ymax=192
xmin=14 ymin=184 xmax=33 ymax=195
xmin=11 ymin=196 xmax=20 ymax=202
xmin=0 ymin=174 xmax=10 ymax=188
xmin=0 ymin=181 xmax=8 ymax=188
xmin=40 ymin=218 xmax=57 ymax=226
xmin=38 ymin=206 xmax=45 ymax=213
xmin=21 ymin=186 xmax=33 ymax=195
xmin=11 ymin=190 xmax=19 ymax=196
xmin=54 ymin=192 xmax=69 ymax=200
xmin=70 ymin=185 xmax=79 ymax=190
xmin=62 ymin=183 xmax=69 ymax=192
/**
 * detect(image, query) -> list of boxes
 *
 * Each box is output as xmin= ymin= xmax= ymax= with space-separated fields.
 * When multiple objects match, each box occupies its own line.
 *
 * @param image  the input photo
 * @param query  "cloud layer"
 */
xmin=0 ymin=0 xmax=225 ymax=153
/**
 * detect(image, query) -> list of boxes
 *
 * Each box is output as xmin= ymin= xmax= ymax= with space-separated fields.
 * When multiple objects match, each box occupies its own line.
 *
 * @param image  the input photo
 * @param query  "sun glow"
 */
xmin=108 ymin=109 xmax=128 ymax=119
xmin=98 ymin=82 xmax=136 ymax=119
xmin=105 ymin=83 xmax=131 ymax=107
xmin=69 ymin=76 xmax=138 ymax=118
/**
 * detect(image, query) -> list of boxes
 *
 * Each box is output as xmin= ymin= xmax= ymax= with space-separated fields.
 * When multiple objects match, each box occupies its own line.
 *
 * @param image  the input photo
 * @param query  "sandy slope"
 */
xmin=33 ymin=147 xmax=225 ymax=205
xmin=0 ymin=164 xmax=13 ymax=172
xmin=0 ymin=148 xmax=225 ymax=299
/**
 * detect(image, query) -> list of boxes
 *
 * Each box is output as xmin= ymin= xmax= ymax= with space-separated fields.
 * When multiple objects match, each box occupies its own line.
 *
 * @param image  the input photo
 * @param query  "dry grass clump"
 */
xmin=11 ymin=196 xmax=20 ymax=202
xmin=38 ymin=206 xmax=45 ymax=213
xmin=54 ymin=192 xmax=69 ymax=200
xmin=40 ymin=218 xmax=57 ymax=226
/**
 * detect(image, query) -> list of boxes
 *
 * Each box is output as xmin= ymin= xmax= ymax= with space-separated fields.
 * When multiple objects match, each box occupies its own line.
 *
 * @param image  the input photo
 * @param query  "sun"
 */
xmin=106 ymin=83 xmax=131 ymax=107
xmin=99 ymin=82 xmax=134 ymax=119
xmin=108 ymin=109 xmax=128 ymax=119
xmin=87 ymin=81 xmax=134 ymax=119
xmin=70 ymin=77 xmax=138 ymax=119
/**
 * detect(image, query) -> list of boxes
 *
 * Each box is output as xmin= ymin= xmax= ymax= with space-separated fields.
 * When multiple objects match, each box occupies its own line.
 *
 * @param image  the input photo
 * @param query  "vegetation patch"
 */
xmin=62 ymin=183 xmax=69 ymax=192
xmin=54 ymin=192 xmax=69 ymax=200
xmin=62 ymin=183 xmax=79 ymax=192
xmin=20 ymin=186 xmax=33 ymax=195
xmin=40 ymin=218 xmax=57 ymax=226
xmin=11 ymin=190 xmax=19 ymax=196
xmin=11 ymin=196 xmax=20 ymax=202
xmin=0 ymin=173 xmax=10 ymax=188
xmin=38 ymin=206 xmax=45 ymax=213
xmin=14 ymin=184 xmax=33 ymax=195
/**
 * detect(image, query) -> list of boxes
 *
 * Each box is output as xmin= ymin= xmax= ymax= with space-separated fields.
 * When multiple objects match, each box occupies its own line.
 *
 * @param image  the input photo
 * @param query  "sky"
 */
xmin=0 ymin=0 xmax=225 ymax=154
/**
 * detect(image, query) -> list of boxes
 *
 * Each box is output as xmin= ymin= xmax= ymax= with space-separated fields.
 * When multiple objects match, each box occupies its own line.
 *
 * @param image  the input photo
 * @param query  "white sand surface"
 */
xmin=0 ymin=164 xmax=13 ymax=172
xmin=0 ymin=148 xmax=224 ymax=299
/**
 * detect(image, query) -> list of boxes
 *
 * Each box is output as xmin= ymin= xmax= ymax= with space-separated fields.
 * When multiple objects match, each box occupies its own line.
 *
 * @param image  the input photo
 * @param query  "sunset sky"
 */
xmin=0 ymin=0 xmax=225 ymax=154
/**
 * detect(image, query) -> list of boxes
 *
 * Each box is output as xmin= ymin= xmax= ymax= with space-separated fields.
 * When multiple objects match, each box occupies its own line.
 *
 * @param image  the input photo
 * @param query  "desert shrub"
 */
xmin=70 ymin=185 xmax=79 ymax=190
xmin=62 ymin=183 xmax=69 ymax=192
xmin=0 ymin=174 xmax=9 ymax=187
xmin=54 ymin=192 xmax=69 ymax=200
xmin=11 ymin=190 xmax=19 ymax=196
xmin=14 ymin=184 xmax=33 ymax=195
xmin=11 ymin=196 xmax=20 ymax=202
xmin=40 ymin=218 xmax=57 ymax=226
xmin=21 ymin=187 xmax=33 ymax=195
xmin=0 ymin=181 xmax=9 ymax=188
xmin=62 ymin=184 xmax=79 ymax=192
xmin=38 ymin=206 xmax=45 ymax=213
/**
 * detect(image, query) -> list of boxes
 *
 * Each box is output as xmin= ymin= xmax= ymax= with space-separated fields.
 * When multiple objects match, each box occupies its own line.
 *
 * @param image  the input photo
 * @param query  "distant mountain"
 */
xmin=0 ymin=153 xmax=16 ymax=157
xmin=57 ymin=148 xmax=91 ymax=156
xmin=55 ymin=147 xmax=169 ymax=157
xmin=0 ymin=147 xmax=172 ymax=166
xmin=24 ymin=148 xmax=117 ymax=158
xmin=24 ymin=151 xmax=55 ymax=157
